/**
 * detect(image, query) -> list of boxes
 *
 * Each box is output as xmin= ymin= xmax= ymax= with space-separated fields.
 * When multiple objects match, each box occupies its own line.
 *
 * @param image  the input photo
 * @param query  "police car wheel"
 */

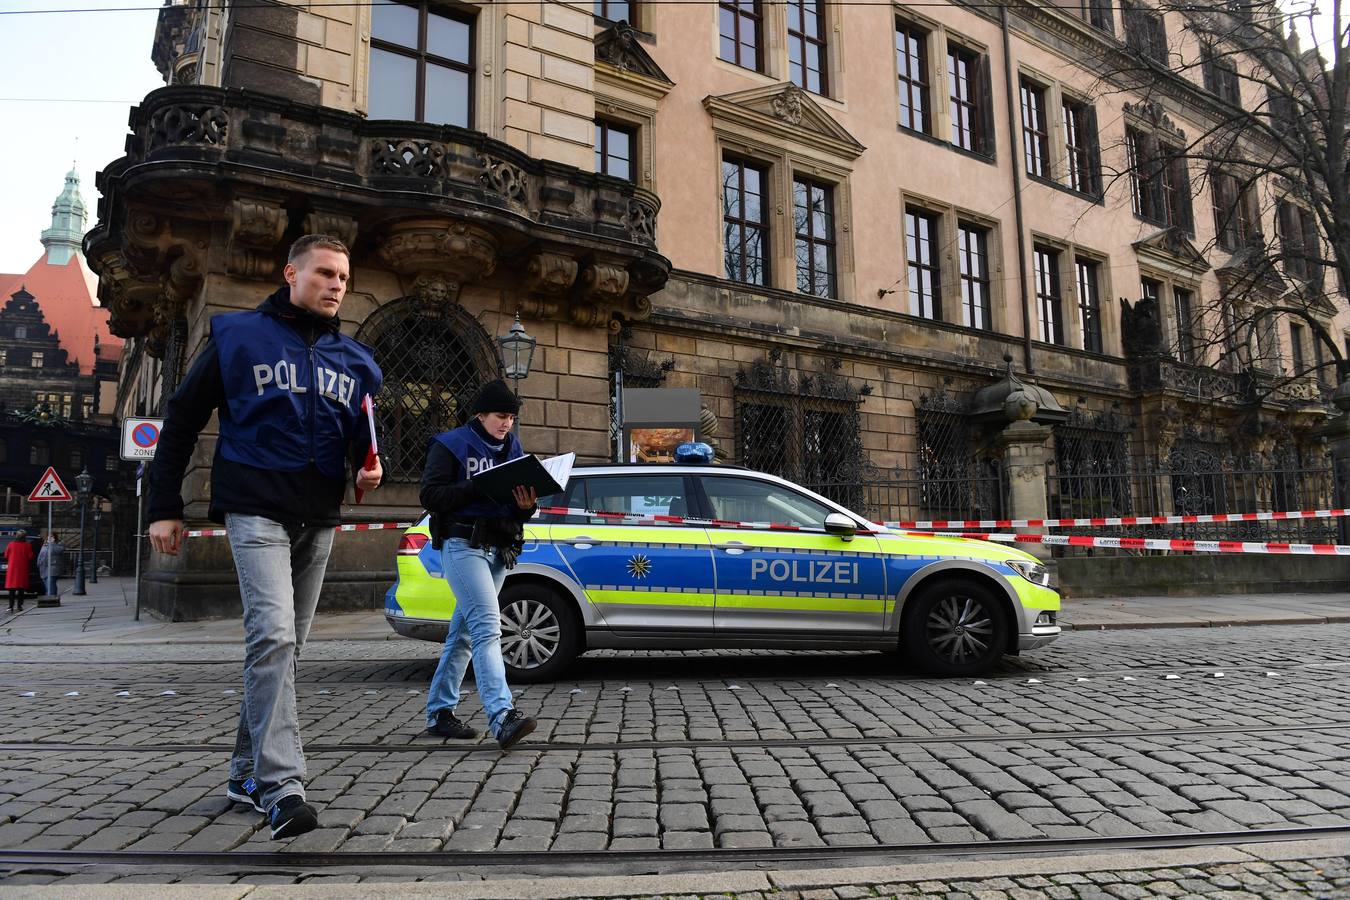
xmin=498 ymin=583 xmax=580 ymax=684
xmin=901 ymin=578 xmax=1008 ymax=677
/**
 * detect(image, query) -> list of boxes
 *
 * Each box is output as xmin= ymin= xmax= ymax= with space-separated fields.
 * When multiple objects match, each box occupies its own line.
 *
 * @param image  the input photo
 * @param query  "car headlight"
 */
xmin=1007 ymin=559 xmax=1051 ymax=588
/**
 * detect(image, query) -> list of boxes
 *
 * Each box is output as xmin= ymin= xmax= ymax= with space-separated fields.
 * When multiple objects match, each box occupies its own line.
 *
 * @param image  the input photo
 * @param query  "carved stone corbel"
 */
xmin=96 ymin=250 xmax=161 ymax=339
xmin=377 ymin=218 xmax=498 ymax=305
xmin=303 ymin=210 xmax=358 ymax=249
xmin=227 ymin=197 xmax=288 ymax=279
xmin=525 ymin=252 xmax=579 ymax=296
xmin=580 ymin=262 xmax=630 ymax=305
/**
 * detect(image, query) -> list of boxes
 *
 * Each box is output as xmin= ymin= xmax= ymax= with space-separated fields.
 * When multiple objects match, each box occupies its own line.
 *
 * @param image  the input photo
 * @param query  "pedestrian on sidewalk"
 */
xmin=422 ymin=379 xmax=538 ymax=750
xmin=36 ymin=532 xmax=64 ymax=598
xmin=4 ymin=530 xmax=34 ymax=611
xmin=146 ymin=234 xmax=383 ymax=840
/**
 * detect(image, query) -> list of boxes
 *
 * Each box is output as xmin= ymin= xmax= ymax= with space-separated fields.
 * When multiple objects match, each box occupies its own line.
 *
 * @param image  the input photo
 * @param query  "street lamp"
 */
xmin=91 ymin=504 xmax=101 ymax=584
xmin=73 ymin=468 xmax=92 ymax=596
xmin=497 ymin=313 xmax=536 ymax=392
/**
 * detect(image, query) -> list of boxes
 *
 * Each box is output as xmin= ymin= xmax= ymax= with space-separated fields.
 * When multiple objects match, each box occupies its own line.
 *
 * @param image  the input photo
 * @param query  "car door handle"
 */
xmin=723 ymin=547 xmax=745 ymax=555
xmin=572 ymin=539 xmax=594 ymax=549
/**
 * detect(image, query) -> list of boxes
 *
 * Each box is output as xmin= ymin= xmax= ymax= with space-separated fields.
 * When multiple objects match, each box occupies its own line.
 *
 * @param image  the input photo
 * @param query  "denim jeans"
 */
xmin=44 ymin=576 xmax=58 ymax=596
xmin=225 ymin=513 xmax=334 ymax=811
xmin=425 ymin=538 xmax=515 ymax=737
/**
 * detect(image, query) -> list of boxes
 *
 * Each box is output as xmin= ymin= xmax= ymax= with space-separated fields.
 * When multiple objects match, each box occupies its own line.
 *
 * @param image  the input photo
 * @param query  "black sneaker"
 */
xmin=268 ymin=795 xmax=318 ymax=840
xmin=495 ymin=709 xmax=536 ymax=750
xmin=226 ymin=776 xmax=264 ymax=813
xmin=428 ymin=709 xmax=478 ymax=739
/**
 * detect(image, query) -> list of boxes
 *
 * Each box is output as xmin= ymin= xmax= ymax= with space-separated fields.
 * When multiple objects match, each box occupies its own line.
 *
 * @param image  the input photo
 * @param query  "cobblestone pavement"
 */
xmin=5 ymin=624 xmax=1350 ymax=887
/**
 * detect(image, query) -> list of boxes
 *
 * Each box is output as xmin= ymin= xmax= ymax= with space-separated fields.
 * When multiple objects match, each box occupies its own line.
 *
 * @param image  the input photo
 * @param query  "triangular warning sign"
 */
xmin=28 ymin=467 xmax=72 ymax=502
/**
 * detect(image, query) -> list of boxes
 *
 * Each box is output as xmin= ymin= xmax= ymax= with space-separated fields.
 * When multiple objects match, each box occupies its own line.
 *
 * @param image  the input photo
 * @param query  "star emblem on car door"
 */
xmin=626 ymin=553 xmax=652 ymax=579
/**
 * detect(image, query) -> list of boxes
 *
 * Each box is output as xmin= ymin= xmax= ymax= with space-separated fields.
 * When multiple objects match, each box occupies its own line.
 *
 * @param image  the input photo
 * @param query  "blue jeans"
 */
xmin=425 ymin=538 xmax=515 ymax=737
xmin=44 ymin=575 xmax=58 ymax=596
xmin=225 ymin=513 xmax=334 ymax=811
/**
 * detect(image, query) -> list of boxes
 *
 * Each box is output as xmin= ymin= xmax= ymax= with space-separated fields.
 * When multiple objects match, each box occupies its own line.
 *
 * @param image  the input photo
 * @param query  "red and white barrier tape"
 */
xmin=184 ymin=521 xmax=416 ymax=539
xmin=909 ymin=530 xmax=1350 ymax=555
xmin=884 ymin=507 xmax=1350 ymax=530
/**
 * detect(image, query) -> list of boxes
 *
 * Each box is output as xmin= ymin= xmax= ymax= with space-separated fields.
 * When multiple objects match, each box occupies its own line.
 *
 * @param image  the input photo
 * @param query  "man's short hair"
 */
xmin=288 ymin=234 xmax=350 ymax=265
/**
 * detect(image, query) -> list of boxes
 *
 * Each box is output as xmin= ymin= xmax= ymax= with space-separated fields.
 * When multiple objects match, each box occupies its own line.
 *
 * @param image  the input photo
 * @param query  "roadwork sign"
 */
xmin=121 ymin=417 xmax=164 ymax=461
xmin=28 ymin=467 xmax=72 ymax=502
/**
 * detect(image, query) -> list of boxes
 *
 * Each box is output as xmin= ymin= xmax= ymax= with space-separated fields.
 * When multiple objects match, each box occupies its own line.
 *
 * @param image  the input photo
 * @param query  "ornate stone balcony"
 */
xmin=85 ymin=85 xmax=669 ymax=353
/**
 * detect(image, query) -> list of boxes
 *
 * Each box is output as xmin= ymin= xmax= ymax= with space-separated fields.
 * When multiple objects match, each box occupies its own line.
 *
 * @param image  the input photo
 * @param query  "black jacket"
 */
xmin=420 ymin=419 xmax=535 ymax=547
xmin=147 ymin=287 xmax=374 ymax=528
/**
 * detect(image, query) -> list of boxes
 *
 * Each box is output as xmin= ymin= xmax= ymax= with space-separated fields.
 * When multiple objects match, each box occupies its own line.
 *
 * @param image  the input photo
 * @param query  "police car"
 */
xmin=385 ymin=459 xmax=1060 ymax=680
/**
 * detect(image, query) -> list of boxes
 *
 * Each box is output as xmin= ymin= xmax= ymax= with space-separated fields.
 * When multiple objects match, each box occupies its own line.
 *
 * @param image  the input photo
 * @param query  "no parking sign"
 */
xmin=121 ymin=417 xmax=164 ymax=461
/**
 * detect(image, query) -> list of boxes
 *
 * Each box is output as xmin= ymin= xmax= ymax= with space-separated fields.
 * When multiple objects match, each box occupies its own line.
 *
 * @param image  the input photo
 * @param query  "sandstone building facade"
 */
xmin=90 ymin=0 xmax=1346 ymax=616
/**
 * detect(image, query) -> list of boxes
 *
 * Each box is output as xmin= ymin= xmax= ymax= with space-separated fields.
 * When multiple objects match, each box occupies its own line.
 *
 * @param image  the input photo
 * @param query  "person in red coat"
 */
xmin=5 ymin=530 xmax=34 ymax=611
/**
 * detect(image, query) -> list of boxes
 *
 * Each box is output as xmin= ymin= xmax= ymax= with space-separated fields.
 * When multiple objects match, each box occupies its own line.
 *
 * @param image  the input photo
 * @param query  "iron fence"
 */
xmin=804 ymin=467 xmax=1007 ymax=527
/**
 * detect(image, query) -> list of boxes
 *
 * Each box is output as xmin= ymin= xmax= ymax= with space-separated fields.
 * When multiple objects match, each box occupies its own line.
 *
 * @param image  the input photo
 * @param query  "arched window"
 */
xmin=356 ymin=299 xmax=500 ymax=482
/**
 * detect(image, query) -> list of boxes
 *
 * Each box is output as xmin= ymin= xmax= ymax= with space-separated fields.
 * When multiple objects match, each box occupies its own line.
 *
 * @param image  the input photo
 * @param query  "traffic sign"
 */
xmin=28 ymin=467 xmax=72 ymax=502
xmin=121 ymin=417 xmax=164 ymax=460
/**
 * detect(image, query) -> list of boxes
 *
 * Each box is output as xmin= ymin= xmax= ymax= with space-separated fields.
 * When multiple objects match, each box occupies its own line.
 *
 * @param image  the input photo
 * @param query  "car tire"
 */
xmin=900 ymin=577 xmax=1009 ymax=677
xmin=499 ymin=582 xmax=581 ymax=683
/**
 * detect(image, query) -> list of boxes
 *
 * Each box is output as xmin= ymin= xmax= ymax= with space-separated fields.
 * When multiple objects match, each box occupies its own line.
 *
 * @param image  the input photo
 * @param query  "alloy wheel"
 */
xmin=925 ymin=593 xmax=995 ymax=665
xmin=500 ymin=597 xmax=562 ymax=670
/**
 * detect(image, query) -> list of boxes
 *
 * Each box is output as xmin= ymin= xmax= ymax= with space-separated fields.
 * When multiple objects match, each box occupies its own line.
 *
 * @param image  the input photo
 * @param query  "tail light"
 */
xmin=397 ymin=533 xmax=429 ymax=556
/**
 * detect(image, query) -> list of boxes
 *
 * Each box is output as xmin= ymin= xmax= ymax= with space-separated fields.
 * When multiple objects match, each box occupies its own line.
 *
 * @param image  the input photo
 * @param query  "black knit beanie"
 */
xmin=470 ymin=379 xmax=522 ymax=415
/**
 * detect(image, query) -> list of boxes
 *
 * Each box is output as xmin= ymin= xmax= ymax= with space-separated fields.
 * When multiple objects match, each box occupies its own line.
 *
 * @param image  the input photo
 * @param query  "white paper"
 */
xmin=541 ymin=452 xmax=575 ymax=492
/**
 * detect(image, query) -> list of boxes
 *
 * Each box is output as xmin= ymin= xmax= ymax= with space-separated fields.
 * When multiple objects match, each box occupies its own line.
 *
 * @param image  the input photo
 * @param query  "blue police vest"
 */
xmin=433 ymin=424 xmax=523 ymax=519
xmin=211 ymin=310 xmax=382 ymax=480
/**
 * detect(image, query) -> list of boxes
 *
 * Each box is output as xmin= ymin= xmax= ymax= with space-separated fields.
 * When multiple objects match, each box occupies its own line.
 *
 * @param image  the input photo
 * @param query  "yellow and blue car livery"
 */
xmin=385 ymin=464 xmax=1061 ymax=680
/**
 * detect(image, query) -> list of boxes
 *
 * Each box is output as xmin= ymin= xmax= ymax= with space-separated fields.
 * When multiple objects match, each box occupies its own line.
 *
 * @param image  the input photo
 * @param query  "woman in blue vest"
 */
xmin=421 ymin=379 xmax=538 ymax=749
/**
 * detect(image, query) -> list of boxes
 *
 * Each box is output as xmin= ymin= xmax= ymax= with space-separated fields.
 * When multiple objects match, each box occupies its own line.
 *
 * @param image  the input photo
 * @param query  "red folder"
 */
xmin=355 ymin=394 xmax=378 ymax=504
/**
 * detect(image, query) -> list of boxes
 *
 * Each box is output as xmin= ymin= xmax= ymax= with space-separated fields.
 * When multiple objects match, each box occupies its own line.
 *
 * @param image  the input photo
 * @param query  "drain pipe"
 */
xmin=1000 ymin=0 xmax=1035 ymax=374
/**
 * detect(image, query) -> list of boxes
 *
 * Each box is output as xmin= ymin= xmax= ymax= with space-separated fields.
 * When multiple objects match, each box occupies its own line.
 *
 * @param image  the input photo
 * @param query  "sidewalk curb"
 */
xmin=7 ymin=836 xmax=1350 ymax=898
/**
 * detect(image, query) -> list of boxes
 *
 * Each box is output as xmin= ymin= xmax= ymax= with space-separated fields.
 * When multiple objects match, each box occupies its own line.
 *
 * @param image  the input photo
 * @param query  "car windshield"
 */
xmin=701 ymin=476 xmax=834 ymax=528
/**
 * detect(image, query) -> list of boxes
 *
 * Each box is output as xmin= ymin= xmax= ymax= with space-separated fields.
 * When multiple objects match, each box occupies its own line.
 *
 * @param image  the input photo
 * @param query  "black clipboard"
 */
xmin=470 ymin=454 xmax=566 ymax=506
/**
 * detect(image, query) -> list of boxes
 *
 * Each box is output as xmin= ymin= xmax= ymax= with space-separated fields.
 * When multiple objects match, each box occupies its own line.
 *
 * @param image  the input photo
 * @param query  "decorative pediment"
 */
xmin=595 ymin=23 xmax=672 ymax=85
xmin=1123 ymin=100 xmax=1186 ymax=143
xmin=703 ymin=83 xmax=866 ymax=161
xmin=1133 ymin=227 xmax=1210 ymax=276
xmin=1214 ymin=234 xmax=1286 ymax=297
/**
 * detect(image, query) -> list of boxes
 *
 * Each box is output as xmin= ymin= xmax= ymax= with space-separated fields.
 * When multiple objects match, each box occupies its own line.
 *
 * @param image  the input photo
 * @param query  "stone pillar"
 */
xmin=1317 ymin=382 xmax=1350 ymax=545
xmin=993 ymin=419 xmax=1054 ymax=561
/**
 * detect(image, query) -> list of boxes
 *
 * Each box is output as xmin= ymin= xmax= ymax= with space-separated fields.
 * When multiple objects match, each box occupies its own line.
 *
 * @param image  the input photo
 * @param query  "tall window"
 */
xmin=1173 ymin=287 xmax=1195 ymax=363
xmin=1084 ymin=0 xmax=1114 ymax=33
xmin=1127 ymin=127 xmax=1192 ymax=230
xmin=720 ymin=0 xmax=763 ymax=71
xmin=29 ymin=352 xmax=42 ymax=368
xmin=794 ymin=177 xmax=836 ymax=298
xmin=595 ymin=0 xmax=632 ymax=22
xmin=1141 ymin=277 xmax=1161 ymax=305
xmin=1075 ymin=258 xmax=1102 ymax=352
xmin=1034 ymin=246 xmax=1063 ymax=344
xmin=722 ymin=157 xmax=769 ymax=286
xmin=595 ymin=119 xmax=635 ymax=181
xmin=1062 ymin=97 xmax=1100 ymax=195
xmin=1202 ymin=46 xmax=1241 ymax=106
xmin=369 ymin=0 xmax=474 ymax=127
xmin=14 ymin=326 xmax=26 ymax=339
xmin=1290 ymin=321 xmax=1306 ymax=373
xmin=1020 ymin=79 xmax=1049 ymax=178
xmin=788 ymin=0 xmax=828 ymax=95
xmin=1123 ymin=0 xmax=1167 ymax=64
xmin=947 ymin=44 xmax=982 ymax=152
xmin=1279 ymin=200 xmax=1321 ymax=284
xmin=958 ymin=223 xmax=991 ymax=330
xmin=905 ymin=209 xmax=941 ymax=319
xmin=1211 ymin=170 xmax=1256 ymax=251
xmin=896 ymin=21 xmax=931 ymax=134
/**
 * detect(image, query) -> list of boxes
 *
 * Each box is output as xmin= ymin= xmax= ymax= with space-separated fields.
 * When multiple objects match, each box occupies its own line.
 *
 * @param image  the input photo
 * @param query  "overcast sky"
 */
xmin=0 ymin=0 xmax=1340 ymax=276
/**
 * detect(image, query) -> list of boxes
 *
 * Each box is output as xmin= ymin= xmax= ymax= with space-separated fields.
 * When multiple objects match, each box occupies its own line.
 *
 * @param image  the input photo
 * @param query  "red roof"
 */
xmin=0 ymin=254 xmax=121 ymax=375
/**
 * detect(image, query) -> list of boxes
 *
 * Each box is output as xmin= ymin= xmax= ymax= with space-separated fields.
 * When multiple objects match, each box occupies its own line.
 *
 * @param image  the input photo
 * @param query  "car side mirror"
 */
xmin=823 ymin=512 xmax=857 ymax=541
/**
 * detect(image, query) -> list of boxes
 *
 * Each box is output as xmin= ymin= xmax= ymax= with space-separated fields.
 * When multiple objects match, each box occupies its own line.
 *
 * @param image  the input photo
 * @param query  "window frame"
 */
xmin=895 ymin=19 xmax=932 ymax=135
xmin=947 ymin=42 xmax=982 ymax=153
xmin=1033 ymin=245 xmax=1064 ymax=345
xmin=794 ymin=175 xmax=838 ymax=299
xmin=905 ymin=207 xmax=943 ymax=320
xmin=595 ymin=117 xmax=637 ymax=182
xmin=722 ymin=155 xmax=772 ymax=287
xmin=1173 ymin=286 xmax=1196 ymax=363
xmin=1075 ymin=257 xmax=1103 ymax=353
xmin=368 ymin=0 xmax=476 ymax=128
xmin=1289 ymin=320 xmax=1307 ymax=374
xmin=957 ymin=221 xmax=991 ymax=330
xmin=787 ymin=0 xmax=829 ymax=95
xmin=1211 ymin=169 xmax=1256 ymax=252
xmin=1020 ymin=78 xmax=1050 ymax=179
xmin=1062 ymin=95 xmax=1101 ymax=196
xmin=1201 ymin=45 xmax=1242 ymax=106
xmin=1123 ymin=0 xmax=1167 ymax=64
xmin=594 ymin=0 xmax=634 ymax=24
xmin=719 ymin=0 xmax=765 ymax=72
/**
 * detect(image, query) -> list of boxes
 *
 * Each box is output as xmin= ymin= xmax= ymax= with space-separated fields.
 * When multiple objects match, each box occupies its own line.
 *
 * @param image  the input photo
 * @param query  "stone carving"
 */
xmin=147 ymin=104 xmax=228 ymax=152
xmin=525 ymin=253 xmax=579 ymax=295
xmin=478 ymin=155 xmax=527 ymax=204
xmin=377 ymin=219 xmax=498 ymax=306
xmin=581 ymin=263 xmax=630 ymax=304
xmin=411 ymin=273 xmax=457 ymax=304
xmin=1123 ymin=100 xmax=1185 ymax=142
xmin=1120 ymin=295 xmax=1163 ymax=358
xmin=371 ymin=139 xmax=445 ymax=178
xmin=226 ymin=197 xmax=287 ymax=279
xmin=302 ymin=210 xmax=358 ymax=249
xmin=771 ymin=85 xmax=805 ymax=125
xmin=594 ymin=22 xmax=674 ymax=83
xmin=626 ymin=199 xmax=656 ymax=244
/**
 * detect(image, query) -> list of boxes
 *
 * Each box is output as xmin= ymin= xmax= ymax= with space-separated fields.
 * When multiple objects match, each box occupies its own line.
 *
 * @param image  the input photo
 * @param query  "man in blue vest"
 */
xmin=147 ymin=235 xmax=383 ymax=840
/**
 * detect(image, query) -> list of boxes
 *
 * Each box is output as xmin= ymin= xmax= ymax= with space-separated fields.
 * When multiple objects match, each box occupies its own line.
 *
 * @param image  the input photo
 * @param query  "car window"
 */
xmin=576 ymin=474 xmax=691 ymax=523
xmin=701 ymin=476 xmax=835 ymax=528
xmin=536 ymin=477 xmax=589 ymax=524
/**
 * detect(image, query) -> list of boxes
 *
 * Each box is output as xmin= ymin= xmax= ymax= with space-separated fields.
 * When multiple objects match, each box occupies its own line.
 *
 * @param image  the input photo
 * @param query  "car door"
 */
xmin=548 ymin=473 xmax=716 ymax=633
xmin=699 ymin=475 xmax=889 ymax=635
